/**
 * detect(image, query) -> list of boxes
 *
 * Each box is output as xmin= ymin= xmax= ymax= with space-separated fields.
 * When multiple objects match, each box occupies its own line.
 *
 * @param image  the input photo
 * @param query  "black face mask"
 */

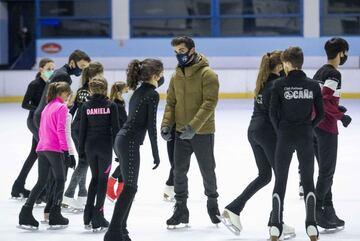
xmin=176 ymin=50 xmax=192 ymax=67
xmin=339 ymin=54 xmax=348 ymax=66
xmin=157 ymin=77 xmax=165 ymax=88
xmin=70 ymin=62 xmax=82 ymax=77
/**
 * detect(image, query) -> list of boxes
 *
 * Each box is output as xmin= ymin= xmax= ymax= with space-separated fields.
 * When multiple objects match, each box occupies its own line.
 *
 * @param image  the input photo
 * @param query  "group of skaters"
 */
xmin=11 ymin=36 xmax=351 ymax=241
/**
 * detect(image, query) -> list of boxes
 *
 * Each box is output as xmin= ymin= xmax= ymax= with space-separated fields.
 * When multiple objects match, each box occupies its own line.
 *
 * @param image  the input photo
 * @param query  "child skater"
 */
xmin=104 ymin=59 xmax=164 ymax=241
xmin=78 ymin=77 xmax=120 ymax=231
xmin=107 ymin=81 xmax=129 ymax=202
xmin=269 ymin=47 xmax=324 ymax=241
xmin=18 ymin=82 xmax=72 ymax=230
xmin=219 ymin=51 xmax=295 ymax=238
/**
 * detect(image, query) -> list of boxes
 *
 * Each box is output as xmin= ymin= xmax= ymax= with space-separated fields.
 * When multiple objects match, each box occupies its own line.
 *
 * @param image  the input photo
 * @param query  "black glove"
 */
xmin=114 ymin=157 xmax=119 ymax=163
xmin=179 ymin=125 xmax=195 ymax=140
xmin=338 ymin=105 xmax=347 ymax=113
xmin=79 ymin=152 xmax=86 ymax=160
xmin=62 ymin=151 xmax=71 ymax=167
xmin=341 ymin=114 xmax=352 ymax=127
xmin=152 ymin=156 xmax=160 ymax=170
xmin=69 ymin=155 xmax=76 ymax=169
xmin=161 ymin=126 xmax=172 ymax=141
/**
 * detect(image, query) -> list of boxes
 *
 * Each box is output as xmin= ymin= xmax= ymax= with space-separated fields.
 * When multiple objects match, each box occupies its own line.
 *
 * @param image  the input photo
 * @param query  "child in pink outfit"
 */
xmin=18 ymin=82 xmax=72 ymax=230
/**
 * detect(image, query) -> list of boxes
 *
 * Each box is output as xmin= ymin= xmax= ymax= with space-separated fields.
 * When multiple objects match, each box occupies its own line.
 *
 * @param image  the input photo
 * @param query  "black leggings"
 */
xmin=25 ymin=151 xmax=66 ymax=208
xmin=86 ymin=138 xmax=113 ymax=210
xmin=226 ymin=127 xmax=275 ymax=214
xmin=109 ymin=134 xmax=139 ymax=233
xmin=271 ymin=126 xmax=316 ymax=233
xmin=14 ymin=117 xmax=38 ymax=187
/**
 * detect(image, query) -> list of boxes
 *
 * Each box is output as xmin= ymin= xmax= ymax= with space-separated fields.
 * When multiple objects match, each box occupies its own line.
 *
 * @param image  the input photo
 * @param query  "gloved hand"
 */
xmin=179 ymin=125 xmax=195 ymax=140
xmin=62 ymin=151 xmax=71 ymax=167
xmin=79 ymin=152 xmax=86 ymax=160
xmin=161 ymin=126 xmax=172 ymax=141
xmin=114 ymin=157 xmax=119 ymax=163
xmin=338 ymin=105 xmax=347 ymax=113
xmin=69 ymin=155 xmax=76 ymax=169
xmin=152 ymin=156 xmax=160 ymax=170
xmin=341 ymin=114 xmax=352 ymax=127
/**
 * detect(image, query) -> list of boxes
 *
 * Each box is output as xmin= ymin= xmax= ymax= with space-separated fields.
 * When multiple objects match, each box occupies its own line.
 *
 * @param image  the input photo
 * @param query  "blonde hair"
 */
xmin=254 ymin=51 xmax=282 ymax=97
xmin=89 ymin=77 xmax=108 ymax=96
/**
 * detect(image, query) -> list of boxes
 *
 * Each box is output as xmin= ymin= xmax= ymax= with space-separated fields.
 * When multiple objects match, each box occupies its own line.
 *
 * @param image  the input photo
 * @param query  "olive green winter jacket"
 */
xmin=161 ymin=54 xmax=219 ymax=134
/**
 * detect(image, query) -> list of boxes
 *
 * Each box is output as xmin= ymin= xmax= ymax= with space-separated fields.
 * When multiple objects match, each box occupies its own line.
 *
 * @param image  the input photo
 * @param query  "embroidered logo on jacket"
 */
xmin=283 ymin=87 xmax=313 ymax=100
xmin=87 ymin=108 xmax=110 ymax=115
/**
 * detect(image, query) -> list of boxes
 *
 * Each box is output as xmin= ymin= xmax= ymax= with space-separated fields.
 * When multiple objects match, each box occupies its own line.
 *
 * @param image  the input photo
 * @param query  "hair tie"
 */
xmin=267 ymin=52 xmax=271 ymax=57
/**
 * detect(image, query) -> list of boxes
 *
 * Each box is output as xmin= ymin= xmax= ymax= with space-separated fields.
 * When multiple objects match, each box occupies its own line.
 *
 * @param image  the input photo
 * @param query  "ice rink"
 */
xmin=1 ymin=99 xmax=359 ymax=241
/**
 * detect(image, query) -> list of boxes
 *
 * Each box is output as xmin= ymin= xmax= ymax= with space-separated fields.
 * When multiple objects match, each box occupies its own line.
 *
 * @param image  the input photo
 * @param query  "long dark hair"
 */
xmin=36 ymin=58 xmax=54 ymax=78
xmin=110 ymin=81 xmax=127 ymax=101
xmin=127 ymin=59 xmax=163 ymax=90
xmin=47 ymin=82 xmax=72 ymax=103
xmin=81 ymin=61 xmax=104 ymax=86
xmin=254 ymin=51 xmax=282 ymax=97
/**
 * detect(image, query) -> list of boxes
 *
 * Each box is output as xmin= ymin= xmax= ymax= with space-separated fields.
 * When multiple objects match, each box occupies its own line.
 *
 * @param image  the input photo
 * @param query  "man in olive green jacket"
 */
xmin=161 ymin=36 xmax=220 ymax=228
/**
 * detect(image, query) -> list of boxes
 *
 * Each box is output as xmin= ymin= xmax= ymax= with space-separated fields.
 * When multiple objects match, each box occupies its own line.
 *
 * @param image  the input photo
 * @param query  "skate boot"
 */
xmin=84 ymin=204 xmax=93 ymax=230
xmin=107 ymin=177 xmax=117 ymax=202
xmin=269 ymin=194 xmax=283 ymax=241
xmin=163 ymin=184 xmax=175 ymax=202
xmin=166 ymin=201 xmax=189 ymax=229
xmin=77 ymin=196 xmax=87 ymax=206
xmin=207 ymin=199 xmax=220 ymax=225
xmin=306 ymin=192 xmax=319 ymax=241
xmin=17 ymin=205 xmax=39 ymax=230
xmin=324 ymin=206 xmax=345 ymax=229
xmin=48 ymin=205 xmax=69 ymax=230
xmin=122 ymin=227 xmax=131 ymax=241
xmin=92 ymin=208 xmax=109 ymax=232
xmin=11 ymin=180 xmax=30 ymax=199
xmin=116 ymin=182 xmax=124 ymax=198
xmin=104 ymin=230 xmax=123 ymax=241
xmin=316 ymin=206 xmax=337 ymax=230
xmin=218 ymin=208 xmax=242 ymax=235
xmin=62 ymin=196 xmax=84 ymax=213
xmin=299 ymin=185 xmax=304 ymax=198
xmin=282 ymin=223 xmax=296 ymax=239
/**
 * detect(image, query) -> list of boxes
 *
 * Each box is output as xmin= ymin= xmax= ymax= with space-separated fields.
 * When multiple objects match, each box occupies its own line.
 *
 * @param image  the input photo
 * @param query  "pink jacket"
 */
xmin=36 ymin=97 xmax=69 ymax=153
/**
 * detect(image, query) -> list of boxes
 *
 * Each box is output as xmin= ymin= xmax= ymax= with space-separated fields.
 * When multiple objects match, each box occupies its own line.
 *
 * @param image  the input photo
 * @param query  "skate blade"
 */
xmin=163 ymin=194 xmax=175 ymax=202
xmin=270 ymin=236 xmax=279 ymax=241
xmin=309 ymin=235 xmax=318 ymax=241
xmin=92 ymin=227 xmax=108 ymax=233
xmin=16 ymin=225 xmax=38 ymax=231
xmin=320 ymin=227 xmax=343 ymax=234
xmin=84 ymin=224 xmax=92 ymax=230
xmin=61 ymin=208 xmax=83 ymax=214
xmin=11 ymin=196 xmax=26 ymax=201
xmin=47 ymin=225 xmax=68 ymax=230
xmin=216 ymin=214 xmax=241 ymax=236
xmin=167 ymin=223 xmax=190 ymax=230
xmin=283 ymin=232 xmax=296 ymax=240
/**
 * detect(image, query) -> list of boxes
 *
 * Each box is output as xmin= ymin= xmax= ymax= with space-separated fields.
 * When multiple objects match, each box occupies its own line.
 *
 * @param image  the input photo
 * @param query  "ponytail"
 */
xmin=126 ymin=58 xmax=163 ymax=90
xmin=47 ymin=82 xmax=71 ymax=103
xmin=110 ymin=81 xmax=127 ymax=101
xmin=81 ymin=61 xmax=104 ymax=87
xmin=254 ymin=51 xmax=282 ymax=97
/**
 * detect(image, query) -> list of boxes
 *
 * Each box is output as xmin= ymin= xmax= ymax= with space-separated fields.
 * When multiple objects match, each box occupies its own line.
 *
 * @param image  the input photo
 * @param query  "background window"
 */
xmin=321 ymin=0 xmax=360 ymax=36
xmin=37 ymin=0 xmax=111 ymax=38
xmin=130 ymin=0 xmax=303 ymax=37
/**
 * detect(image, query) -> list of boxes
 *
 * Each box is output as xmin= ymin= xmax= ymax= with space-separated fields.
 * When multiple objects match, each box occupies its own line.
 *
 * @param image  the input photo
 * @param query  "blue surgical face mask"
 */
xmin=43 ymin=70 xmax=54 ymax=80
xmin=176 ymin=50 xmax=192 ymax=67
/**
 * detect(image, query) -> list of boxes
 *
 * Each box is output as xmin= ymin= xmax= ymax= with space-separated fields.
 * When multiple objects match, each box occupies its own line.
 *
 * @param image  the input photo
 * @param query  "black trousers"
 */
xmin=314 ymin=127 xmax=338 ymax=207
xmin=174 ymin=133 xmax=218 ymax=202
xmin=271 ymin=126 xmax=316 ymax=231
xmin=25 ymin=151 xmax=66 ymax=208
xmin=109 ymin=134 xmax=139 ymax=233
xmin=226 ymin=127 xmax=275 ymax=214
xmin=14 ymin=117 xmax=38 ymax=187
xmin=86 ymin=137 xmax=112 ymax=210
xmin=166 ymin=127 xmax=176 ymax=186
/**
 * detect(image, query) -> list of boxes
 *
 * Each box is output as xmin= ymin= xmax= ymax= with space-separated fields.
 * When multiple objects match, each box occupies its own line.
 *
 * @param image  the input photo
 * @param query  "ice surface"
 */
xmin=1 ymin=100 xmax=360 ymax=241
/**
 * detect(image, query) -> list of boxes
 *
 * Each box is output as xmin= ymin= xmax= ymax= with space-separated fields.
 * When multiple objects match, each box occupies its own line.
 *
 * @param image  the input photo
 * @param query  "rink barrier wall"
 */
xmin=1 ymin=69 xmax=360 ymax=102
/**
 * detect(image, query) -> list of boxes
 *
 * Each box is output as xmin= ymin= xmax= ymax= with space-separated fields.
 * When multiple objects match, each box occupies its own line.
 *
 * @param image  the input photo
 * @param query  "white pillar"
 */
xmin=303 ymin=0 xmax=320 ymax=37
xmin=112 ymin=0 xmax=130 ymax=39
xmin=0 ymin=2 xmax=8 ymax=64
